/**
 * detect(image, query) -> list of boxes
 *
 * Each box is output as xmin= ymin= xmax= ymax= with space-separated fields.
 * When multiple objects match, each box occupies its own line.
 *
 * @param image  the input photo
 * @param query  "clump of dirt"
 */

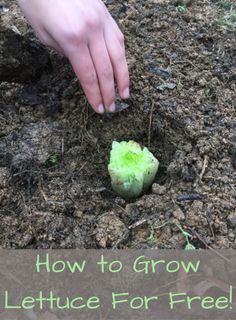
xmin=0 ymin=0 xmax=235 ymax=249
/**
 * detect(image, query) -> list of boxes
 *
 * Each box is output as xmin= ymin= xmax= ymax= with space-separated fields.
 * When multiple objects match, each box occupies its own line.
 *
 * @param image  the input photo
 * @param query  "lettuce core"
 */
xmin=108 ymin=141 xmax=159 ymax=198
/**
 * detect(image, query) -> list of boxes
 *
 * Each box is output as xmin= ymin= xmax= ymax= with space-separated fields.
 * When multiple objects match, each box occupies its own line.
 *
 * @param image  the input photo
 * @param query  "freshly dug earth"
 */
xmin=0 ymin=0 xmax=235 ymax=249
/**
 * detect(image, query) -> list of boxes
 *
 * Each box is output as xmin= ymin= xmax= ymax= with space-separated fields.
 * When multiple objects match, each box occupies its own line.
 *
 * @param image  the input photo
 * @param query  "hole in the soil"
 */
xmin=99 ymin=127 xmax=177 ymax=202
xmin=191 ymin=239 xmax=206 ymax=250
xmin=154 ymin=164 xmax=168 ymax=185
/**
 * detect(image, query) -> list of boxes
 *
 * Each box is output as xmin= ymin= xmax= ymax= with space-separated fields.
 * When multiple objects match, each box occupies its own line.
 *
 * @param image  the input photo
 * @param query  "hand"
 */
xmin=17 ymin=0 xmax=130 ymax=113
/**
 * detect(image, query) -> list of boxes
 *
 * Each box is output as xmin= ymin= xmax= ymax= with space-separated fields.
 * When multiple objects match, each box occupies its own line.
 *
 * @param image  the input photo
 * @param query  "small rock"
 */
xmin=73 ymin=209 xmax=83 ymax=219
xmin=182 ymin=143 xmax=193 ymax=153
xmin=169 ymin=234 xmax=185 ymax=248
xmin=149 ymin=67 xmax=172 ymax=79
xmin=199 ymin=78 xmax=208 ymax=87
xmin=95 ymin=212 xmax=128 ymax=248
xmin=152 ymin=183 xmax=166 ymax=195
xmin=227 ymin=213 xmax=236 ymax=228
xmin=157 ymin=83 xmax=176 ymax=91
xmin=186 ymin=201 xmax=206 ymax=227
xmin=172 ymin=208 xmax=185 ymax=221
xmin=228 ymin=232 xmax=235 ymax=241
xmin=115 ymin=102 xmax=129 ymax=112
xmin=0 ymin=167 xmax=10 ymax=188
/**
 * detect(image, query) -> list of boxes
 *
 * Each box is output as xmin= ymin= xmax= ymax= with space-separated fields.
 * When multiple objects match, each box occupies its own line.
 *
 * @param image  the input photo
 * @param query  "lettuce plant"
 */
xmin=108 ymin=141 xmax=159 ymax=198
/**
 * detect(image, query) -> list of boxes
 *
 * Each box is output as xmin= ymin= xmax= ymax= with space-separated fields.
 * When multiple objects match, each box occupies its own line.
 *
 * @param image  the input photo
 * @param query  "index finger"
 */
xmin=67 ymin=44 xmax=105 ymax=114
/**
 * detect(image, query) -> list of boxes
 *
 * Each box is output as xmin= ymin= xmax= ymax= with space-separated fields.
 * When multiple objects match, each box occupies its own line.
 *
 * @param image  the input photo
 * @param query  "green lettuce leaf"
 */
xmin=108 ymin=141 xmax=159 ymax=198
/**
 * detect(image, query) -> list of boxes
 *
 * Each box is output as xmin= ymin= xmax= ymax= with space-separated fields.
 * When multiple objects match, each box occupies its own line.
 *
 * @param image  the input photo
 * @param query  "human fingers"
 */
xmin=67 ymin=44 xmax=104 ymax=114
xmin=88 ymin=33 xmax=115 ymax=112
xmin=104 ymin=20 xmax=130 ymax=100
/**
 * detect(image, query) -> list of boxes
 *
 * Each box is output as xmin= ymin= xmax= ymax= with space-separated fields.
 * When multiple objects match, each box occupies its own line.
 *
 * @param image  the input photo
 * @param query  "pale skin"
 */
xmin=17 ymin=0 xmax=130 ymax=114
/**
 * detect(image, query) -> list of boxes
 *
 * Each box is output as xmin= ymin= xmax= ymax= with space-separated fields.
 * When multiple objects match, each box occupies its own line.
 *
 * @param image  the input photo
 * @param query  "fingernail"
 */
xmin=109 ymin=102 xmax=116 ymax=113
xmin=98 ymin=104 xmax=105 ymax=114
xmin=123 ymin=88 xmax=130 ymax=99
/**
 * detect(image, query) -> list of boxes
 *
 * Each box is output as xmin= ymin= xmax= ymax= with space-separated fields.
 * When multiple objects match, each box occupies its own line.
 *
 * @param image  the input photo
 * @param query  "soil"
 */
xmin=0 ymin=0 xmax=235 ymax=249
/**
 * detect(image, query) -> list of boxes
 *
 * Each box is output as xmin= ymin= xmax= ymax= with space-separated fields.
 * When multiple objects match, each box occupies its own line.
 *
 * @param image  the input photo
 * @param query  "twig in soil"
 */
xmin=199 ymin=155 xmax=209 ymax=181
xmin=207 ymin=217 xmax=215 ymax=241
xmin=12 ymin=170 xmax=40 ymax=177
xmin=112 ymin=229 xmax=130 ymax=249
xmin=77 ymin=162 xmax=87 ymax=173
xmin=61 ymin=138 xmax=64 ymax=155
xmin=20 ymin=191 xmax=32 ymax=214
xmin=148 ymin=100 xmax=155 ymax=148
xmin=120 ymin=4 xmax=139 ymax=23
xmin=204 ymin=175 xmax=235 ymax=182
xmin=150 ymin=220 xmax=196 ymax=250
xmin=114 ymin=202 xmax=128 ymax=215
xmin=193 ymin=230 xmax=230 ymax=263
xmin=38 ymin=183 xmax=48 ymax=202
xmin=172 ymin=60 xmax=197 ymax=69
xmin=128 ymin=218 xmax=147 ymax=230
xmin=232 ymin=150 xmax=236 ymax=168
xmin=47 ymin=171 xmax=65 ymax=177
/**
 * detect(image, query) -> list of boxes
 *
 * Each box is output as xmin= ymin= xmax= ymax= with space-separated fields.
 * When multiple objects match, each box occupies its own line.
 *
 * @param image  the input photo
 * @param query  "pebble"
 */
xmin=152 ymin=183 xmax=166 ymax=195
xmin=228 ymin=232 xmax=235 ymax=241
xmin=172 ymin=208 xmax=185 ymax=221
xmin=0 ymin=167 xmax=10 ymax=188
xmin=227 ymin=213 xmax=236 ymax=228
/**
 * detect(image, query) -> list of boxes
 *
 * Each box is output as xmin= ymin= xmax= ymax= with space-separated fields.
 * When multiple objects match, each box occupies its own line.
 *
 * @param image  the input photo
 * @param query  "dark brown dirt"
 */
xmin=0 ymin=0 xmax=235 ymax=249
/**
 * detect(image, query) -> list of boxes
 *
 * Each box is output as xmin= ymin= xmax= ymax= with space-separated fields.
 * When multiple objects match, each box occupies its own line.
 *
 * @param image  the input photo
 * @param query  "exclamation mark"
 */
xmin=229 ymin=285 xmax=233 ymax=309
